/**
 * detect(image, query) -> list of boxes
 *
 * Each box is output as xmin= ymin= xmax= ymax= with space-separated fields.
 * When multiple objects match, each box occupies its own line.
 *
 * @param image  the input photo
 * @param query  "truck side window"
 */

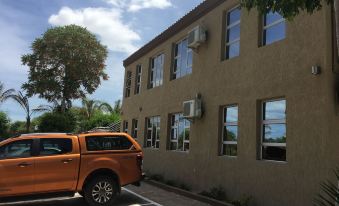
xmin=39 ymin=138 xmax=73 ymax=156
xmin=86 ymin=136 xmax=133 ymax=151
xmin=0 ymin=140 xmax=33 ymax=159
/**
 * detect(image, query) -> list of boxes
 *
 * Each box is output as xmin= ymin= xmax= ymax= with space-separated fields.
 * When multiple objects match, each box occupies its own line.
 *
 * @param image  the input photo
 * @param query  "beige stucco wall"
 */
xmin=121 ymin=1 xmax=339 ymax=205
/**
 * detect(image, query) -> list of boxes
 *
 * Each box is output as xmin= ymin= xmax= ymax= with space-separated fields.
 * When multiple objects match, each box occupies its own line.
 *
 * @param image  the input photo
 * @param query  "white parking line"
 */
xmin=122 ymin=187 xmax=163 ymax=206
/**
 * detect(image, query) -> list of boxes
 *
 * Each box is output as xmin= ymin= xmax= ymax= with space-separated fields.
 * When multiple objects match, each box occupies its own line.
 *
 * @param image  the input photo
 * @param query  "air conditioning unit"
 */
xmin=188 ymin=26 xmax=207 ymax=49
xmin=183 ymin=99 xmax=202 ymax=119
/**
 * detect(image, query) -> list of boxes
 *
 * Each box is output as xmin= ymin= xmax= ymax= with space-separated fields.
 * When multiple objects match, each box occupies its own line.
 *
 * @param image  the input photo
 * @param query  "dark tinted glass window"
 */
xmin=0 ymin=140 xmax=33 ymax=159
xmin=40 ymin=138 xmax=72 ymax=156
xmin=86 ymin=136 xmax=133 ymax=151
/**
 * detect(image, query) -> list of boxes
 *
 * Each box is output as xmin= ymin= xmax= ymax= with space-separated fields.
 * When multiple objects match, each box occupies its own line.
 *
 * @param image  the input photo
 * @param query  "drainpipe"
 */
xmin=334 ymin=0 xmax=339 ymax=60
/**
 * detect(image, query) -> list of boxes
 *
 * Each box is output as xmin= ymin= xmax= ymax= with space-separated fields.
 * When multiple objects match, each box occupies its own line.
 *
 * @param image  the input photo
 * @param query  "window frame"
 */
xmin=135 ymin=65 xmax=142 ymax=95
xmin=145 ymin=116 xmax=160 ymax=149
xmin=132 ymin=119 xmax=138 ymax=139
xmin=225 ymin=5 xmax=241 ymax=60
xmin=38 ymin=138 xmax=73 ymax=157
xmin=85 ymin=135 xmax=133 ymax=151
xmin=125 ymin=71 xmax=132 ymax=98
xmin=169 ymin=113 xmax=190 ymax=152
xmin=172 ymin=38 xmax=193 ymax=80
xmin=262 ymin=11 xmax=286 ymax=46
xmin=0 ymin=139 xmax=34 ymax=160
xmin=221 ymin=105 xmax=239 ymax=156
xmin=123 ymin=121 xmax=128 ymax=134
xmin=260 ymin=98 xmax=287 ymax=162
xmin=149 ymin=54 xmax=164 ymax=89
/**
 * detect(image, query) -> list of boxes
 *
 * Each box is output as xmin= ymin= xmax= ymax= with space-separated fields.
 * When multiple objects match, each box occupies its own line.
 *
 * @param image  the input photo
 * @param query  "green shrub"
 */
xmin=0 ymin=112 xmax=10 ymax=137
xmin=179 ymin=183 xmax=191 ymax=191
xmin=38 ymin=112 xmax=76 ymax=133
xmin=165 ymin=180 xmax=177 ymax=187
xmin=79 ymin=112 xmax=120 ymax=132
xmin=8 ymin=121 xmax=26 ymax=135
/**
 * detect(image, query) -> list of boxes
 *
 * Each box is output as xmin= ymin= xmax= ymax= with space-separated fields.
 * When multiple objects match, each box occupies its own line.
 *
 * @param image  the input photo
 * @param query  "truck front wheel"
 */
xmin=84 ymin=176 xmax=118 ymax=206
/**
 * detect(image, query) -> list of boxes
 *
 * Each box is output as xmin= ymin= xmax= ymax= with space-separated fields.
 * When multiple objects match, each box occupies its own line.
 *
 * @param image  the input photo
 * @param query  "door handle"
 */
xmin=62 ymin=159 xmax=73 ymax=164
xmin=18 ymin=162 xmax=32 ymax=168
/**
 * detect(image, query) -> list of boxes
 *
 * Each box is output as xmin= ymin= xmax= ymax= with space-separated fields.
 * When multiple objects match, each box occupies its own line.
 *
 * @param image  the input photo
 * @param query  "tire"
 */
xmin=84 ymin=176 xmax=119 ymax=206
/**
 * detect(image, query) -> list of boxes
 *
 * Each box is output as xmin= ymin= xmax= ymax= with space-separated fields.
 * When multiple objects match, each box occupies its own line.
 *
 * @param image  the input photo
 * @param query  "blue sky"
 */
xmin=0 ymin=0 xmax=203 ymax=121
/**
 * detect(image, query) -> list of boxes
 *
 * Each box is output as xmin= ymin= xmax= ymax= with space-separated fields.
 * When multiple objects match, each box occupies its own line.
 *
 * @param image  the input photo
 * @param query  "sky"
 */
xmin=0 ymin=0 xmax=203 ymax=121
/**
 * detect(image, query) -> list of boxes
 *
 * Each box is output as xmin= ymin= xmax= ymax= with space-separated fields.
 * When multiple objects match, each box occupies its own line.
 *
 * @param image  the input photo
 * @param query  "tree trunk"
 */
xmin=26 ymin=116 xmax=30 ymax=133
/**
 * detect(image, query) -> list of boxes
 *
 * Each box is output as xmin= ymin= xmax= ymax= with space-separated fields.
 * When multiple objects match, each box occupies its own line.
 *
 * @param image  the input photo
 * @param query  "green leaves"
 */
xmin=314 ymin=168 xmax=339 ymax=206
xmin=240 ymin=0 xmax=333 ymax=19
xmin=22 ymin=25 xmax=108 ymax=110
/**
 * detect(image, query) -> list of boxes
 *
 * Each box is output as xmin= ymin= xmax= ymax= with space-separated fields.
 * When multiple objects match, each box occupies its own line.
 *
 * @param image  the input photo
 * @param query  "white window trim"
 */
xmin=132 ymin=119 xmax=138 ymax=139
xmin=149 ymin=54 xmax=164 ymax=88
xmin=173 ymin=38 xmax=192 ymax=79
xmin=146 ymin=116 xmax=160 ymax=149
xmin=221 ymin=105 xmax=238 ymax=156
xmin=125 ymin=71 xmax=132 ymax=97
xmin=260 ymin=99 xmax=287 ymax=161
xmin=135 ymin=65 xmax=142 ymax=94
xmin=225 ymin=5 xmax=241 ymax=59
xmin=170 ymin=113 xmax=190 ymax=152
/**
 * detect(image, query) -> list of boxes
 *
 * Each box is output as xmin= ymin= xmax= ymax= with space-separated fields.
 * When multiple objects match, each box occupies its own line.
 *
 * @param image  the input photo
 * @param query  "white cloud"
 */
xmin=104 ymin=0 xmax=172 ymax=12
xmin=48 ymin=7 xmax=141 ymax=54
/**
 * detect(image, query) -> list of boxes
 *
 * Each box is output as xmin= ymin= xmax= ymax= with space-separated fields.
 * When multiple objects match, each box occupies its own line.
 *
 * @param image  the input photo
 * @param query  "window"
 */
xmin=145 ymin=116 xmax=160 ymax=149
xmin=123 ymin=121 xmax=128 ymax=133
xmin=0 ymin=140 xmax=33 ymax=159
xmin=173 ymin=39 xmax=192 ymax=79
xmin=263 ymin=11 xmax=285 ymax=45
xmin=169 ymin=113 xmax=190 ymax=152
xmin=149 ymin=54 xmax=164 ymax=88
xmin=132 ymin=119 xmax=138 ymax=139
xmin=225 ymin=6 xmax=241 ymax=59
xmin=125 ymin=71 xmax=132 ymax=98
xmin=135 ymin=65 xmax=142 ymax=94
xmin=221 ymin=106 xmax=238 ymax=156
xmin=261 ymin=99 xmax=286 ymax=161
xmin=40 ymin=138 xmax=73 ymax=156
xmin=86 ymin=136 xmax=133 ymax=151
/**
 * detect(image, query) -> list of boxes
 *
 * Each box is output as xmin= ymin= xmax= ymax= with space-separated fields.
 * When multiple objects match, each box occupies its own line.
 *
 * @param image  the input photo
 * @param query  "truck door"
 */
xmin=34 ymin=138 xmax=80 ymax=193
xmin=0 ymin=139 xmax=35 ymax=197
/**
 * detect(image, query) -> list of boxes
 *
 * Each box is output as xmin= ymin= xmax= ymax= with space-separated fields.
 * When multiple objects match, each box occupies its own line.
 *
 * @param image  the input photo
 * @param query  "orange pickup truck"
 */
xmin=0 ymin=132 xmax=143 ymax=206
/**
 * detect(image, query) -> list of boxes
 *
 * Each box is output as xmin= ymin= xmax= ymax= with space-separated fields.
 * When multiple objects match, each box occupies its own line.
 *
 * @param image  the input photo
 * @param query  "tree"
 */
xmin=81 ymin=98 xmax=100 ymax=120
xmin=0 ymin=82 xmax=14 ymax=105
xmin=38 ymin=112 xmax=76 ymax=133
xmin=9 ymin=91 xmax=50 ymax=132
xmin=98 ymin=100 xmax=121 ymax=115
xmin=240 ymin=0 xmax=338 ymax=55
xmin=0 ymin=112 xmax=10 ymax=137
xmin=22 ymin=25 xmax=108 ymax=112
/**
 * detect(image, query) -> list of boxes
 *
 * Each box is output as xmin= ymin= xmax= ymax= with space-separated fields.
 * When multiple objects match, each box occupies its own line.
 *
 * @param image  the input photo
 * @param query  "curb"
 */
xmin=144 ymin=179 xmax=234 ymax=206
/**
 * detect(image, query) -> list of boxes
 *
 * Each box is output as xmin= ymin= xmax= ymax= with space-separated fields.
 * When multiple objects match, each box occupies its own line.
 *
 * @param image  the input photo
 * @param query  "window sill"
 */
xmin=168 ymin=150 xmax=189 ymax=154
xmin=258 ymin=159 xmax=287 ymax=164
xmin=219 ymin=155 xmax=237 ymax=159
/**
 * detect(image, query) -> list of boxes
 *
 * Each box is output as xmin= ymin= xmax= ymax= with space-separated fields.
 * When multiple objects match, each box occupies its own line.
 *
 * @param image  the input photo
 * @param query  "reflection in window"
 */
xmin=125 ymin=71 xmax=132 ymax=98
xmin=263 ymin=11 xmax=285 ymax=45
xmin=135 ymin=65 xmax=142 ymax=94
xmin=149 ymin=54 xmax=164 ymax=88
xmin=261 ymin=99 xmax=286 ymax=161
xmin=225 ymin=6 xmax=241 ymax=59
xmin=123 ymin=121 xmax=128 ymax=134
xmin=86 ymin=136 xmax=132 ymax=151
xmin=145 ymin=116 xmax=160 ymax=149
xmin=170 ymin=113 xmax=190 ymax=152
xmin=40 ymin=138 xmax=72 ymax=156
xmin=173 ymin=38 xmax=192 ymax=79
xmin=132 ymin=119 xmax=138 ymax=139
xmin=0 ymin=140 xmax=33 ymax=159
xmin=221 ymin=106 xmax=238 ymax=156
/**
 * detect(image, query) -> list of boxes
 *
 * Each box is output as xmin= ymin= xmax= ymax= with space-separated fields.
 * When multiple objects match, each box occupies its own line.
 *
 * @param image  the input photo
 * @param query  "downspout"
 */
xmin=334 ymin=0 xmax=339 ymax=70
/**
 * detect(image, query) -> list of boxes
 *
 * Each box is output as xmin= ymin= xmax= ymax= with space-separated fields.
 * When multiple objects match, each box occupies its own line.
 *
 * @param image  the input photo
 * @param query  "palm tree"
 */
xmin=314 ymin=168 xmax=339 ymax=206
xmin=9 ymin=91 xmax=49 ymax=132
xmin=81 ymin=98 xmax=100 ymax=120
xmin=0 ymin=82 xmax=14 ymax=105
xmin=98 ymin=100 xmax=121 ymax=115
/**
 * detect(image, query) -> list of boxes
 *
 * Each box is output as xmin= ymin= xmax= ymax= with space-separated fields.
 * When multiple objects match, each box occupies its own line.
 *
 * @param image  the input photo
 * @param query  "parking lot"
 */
xmin=0 ymin=183 xmax=211 ymax=206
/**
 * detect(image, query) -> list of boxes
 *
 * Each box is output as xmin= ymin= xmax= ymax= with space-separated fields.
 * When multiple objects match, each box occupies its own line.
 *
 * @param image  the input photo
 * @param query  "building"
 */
xmin=121 ymin=0 xmax=339 ymax=205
